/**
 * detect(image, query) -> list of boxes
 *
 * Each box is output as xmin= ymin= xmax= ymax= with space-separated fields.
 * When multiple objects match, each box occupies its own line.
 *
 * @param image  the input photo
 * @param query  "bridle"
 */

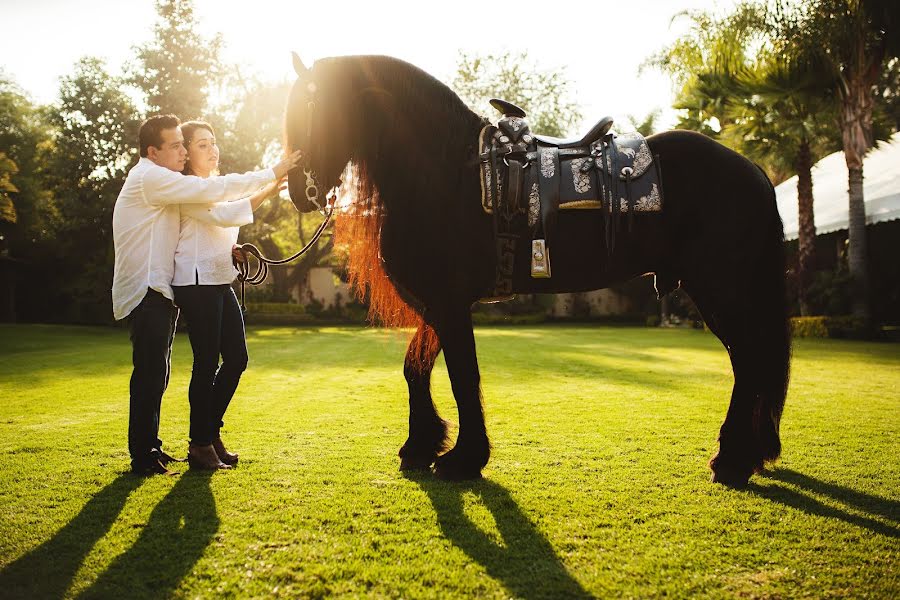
xmin=233 ymin=81 xmax=338 ymax=311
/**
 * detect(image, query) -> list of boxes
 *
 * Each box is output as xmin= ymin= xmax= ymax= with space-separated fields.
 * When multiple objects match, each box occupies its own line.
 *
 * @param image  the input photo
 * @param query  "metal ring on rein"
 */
xmin=233 ymin=196 xmax=335 ymax=312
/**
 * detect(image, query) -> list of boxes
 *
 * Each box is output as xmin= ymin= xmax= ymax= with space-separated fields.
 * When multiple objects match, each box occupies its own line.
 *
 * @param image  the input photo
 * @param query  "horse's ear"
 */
xmin=292 ymin=52 xmax=308 ymax=77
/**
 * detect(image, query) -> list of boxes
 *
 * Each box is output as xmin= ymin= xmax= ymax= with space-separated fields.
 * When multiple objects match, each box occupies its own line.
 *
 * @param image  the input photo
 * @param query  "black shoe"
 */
xmin=158 ymin=450 xmax=186 ymax=466
xmin=131 ymin=459 xmax=178 ymax=476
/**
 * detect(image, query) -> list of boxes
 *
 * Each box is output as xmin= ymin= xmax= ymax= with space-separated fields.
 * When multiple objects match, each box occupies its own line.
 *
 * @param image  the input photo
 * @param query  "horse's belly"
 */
xmin=510 ymin=210 xmax=664 ymax=294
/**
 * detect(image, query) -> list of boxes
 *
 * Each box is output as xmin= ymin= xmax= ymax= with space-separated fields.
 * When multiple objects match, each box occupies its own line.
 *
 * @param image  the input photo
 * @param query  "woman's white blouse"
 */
xmin=173 ymin=201 xmax=250 ymax=286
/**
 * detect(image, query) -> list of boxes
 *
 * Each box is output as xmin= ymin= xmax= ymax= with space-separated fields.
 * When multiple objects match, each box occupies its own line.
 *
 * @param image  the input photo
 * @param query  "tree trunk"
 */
xmin=795 ymin=139 xmax=817 ymax=316
xmin=839 ymin=40 xmax=875 ymax=324
xmin=845 ymin=162 xmax=868 ymax=319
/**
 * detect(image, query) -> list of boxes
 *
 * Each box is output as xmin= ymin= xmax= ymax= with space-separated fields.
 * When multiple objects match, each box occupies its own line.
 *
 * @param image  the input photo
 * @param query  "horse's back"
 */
xmin=648 ymin=129 xmax=775 ymax=215
xmin=647 ymin=129 xmax=784 ymax=294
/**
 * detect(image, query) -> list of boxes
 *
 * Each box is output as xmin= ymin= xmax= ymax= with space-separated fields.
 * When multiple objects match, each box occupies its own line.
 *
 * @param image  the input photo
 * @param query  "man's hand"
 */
xmin=232 ymin=244 xmax=245 ymax=263
xmin=272 ymin=150 xmax=303 ymax=179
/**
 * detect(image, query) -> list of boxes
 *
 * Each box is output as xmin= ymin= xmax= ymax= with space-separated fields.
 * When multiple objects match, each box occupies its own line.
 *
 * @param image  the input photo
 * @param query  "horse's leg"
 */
xmin=398 ymin=321 xmax=451 ymax=470
xmin=685 ymin=254 xmax=790 ymax=487
xmin=431 ymin=307 xmax=490 ymax=480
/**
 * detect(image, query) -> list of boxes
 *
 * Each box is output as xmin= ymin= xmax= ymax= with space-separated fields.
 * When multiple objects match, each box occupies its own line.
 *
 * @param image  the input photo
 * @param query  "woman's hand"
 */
xmin=248 ymin=177 xmax=287 ymax=211
xmin=272 ymin=150 xmax=303 ymax=179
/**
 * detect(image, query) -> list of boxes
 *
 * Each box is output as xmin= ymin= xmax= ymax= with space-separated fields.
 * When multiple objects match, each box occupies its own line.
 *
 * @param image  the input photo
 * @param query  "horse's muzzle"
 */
xmin=287 ymin=167 xmax=320 ymax=213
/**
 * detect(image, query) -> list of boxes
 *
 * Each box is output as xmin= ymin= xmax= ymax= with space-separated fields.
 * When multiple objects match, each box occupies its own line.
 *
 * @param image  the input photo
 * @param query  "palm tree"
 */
xmin=724 ymin=57 xmax=841 ymax=315
xmin=775 ymin=0 xmax=900 ymax=322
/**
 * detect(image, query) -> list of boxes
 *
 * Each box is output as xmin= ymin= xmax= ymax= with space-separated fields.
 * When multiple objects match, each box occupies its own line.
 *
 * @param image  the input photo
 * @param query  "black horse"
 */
xmin=283 ymin=54 xmax=791 ymax=487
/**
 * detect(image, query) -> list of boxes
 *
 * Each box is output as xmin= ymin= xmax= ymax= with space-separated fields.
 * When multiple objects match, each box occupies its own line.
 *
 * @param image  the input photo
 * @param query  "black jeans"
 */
xmin=128 ymin=288 xmax=179 ymax=469
xmin=172 ymin=284 xmax=248 ymax=446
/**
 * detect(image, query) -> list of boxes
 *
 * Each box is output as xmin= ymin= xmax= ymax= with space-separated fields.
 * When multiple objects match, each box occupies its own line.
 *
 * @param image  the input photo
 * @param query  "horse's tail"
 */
xmin=333 ymin=163 xmax=437 ymax=361
xmin=753 ymin=167 xmax=792 ymax=462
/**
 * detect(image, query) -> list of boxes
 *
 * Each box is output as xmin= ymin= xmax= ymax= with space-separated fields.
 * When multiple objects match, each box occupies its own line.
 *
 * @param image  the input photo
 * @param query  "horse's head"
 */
xmin=284 ymin=53 xmax=353 ymax=213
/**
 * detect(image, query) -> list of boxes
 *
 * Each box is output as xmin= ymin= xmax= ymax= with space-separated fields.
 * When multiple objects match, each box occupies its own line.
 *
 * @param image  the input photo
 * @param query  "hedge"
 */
xmin=244 ymin=302 xmax=307 ymax=315
xmin=472 ymin=311 xmax=547 ymax=326
xmin=791 ymin=316 xmax=869 ymax=339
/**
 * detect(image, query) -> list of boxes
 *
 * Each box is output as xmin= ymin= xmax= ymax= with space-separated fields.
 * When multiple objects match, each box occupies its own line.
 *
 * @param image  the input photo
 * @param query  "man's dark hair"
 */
xmin=139 ymin=114 xmax=181 ymax=157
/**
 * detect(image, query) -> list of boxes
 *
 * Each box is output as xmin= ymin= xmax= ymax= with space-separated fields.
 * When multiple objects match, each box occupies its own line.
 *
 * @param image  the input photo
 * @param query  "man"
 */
xmin=112 ymin=114 xmax=300 ymax=475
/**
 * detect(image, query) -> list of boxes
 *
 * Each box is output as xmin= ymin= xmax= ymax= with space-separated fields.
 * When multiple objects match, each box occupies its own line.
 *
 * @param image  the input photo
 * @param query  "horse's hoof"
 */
xmin=399 ymin=454 xmax=436 ymax=471
xmin=710 ymin=463 xmax=752 ymax=488
xmin=433 ymin=448 xmax=485 ymax=481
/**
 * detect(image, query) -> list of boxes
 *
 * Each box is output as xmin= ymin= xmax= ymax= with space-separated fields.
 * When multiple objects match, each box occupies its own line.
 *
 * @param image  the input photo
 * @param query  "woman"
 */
xmin=174 ymin=120 xmax=284 ymax=470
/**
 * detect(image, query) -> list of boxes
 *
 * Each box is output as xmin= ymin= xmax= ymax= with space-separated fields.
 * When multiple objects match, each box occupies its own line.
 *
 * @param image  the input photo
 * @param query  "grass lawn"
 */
xmin=0 ymin=323 xmax=897 ymax=599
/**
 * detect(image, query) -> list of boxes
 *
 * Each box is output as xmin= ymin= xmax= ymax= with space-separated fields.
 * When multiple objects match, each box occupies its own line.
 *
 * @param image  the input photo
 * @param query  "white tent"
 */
xmin=775 ymin=131 xmax=900 ymax=241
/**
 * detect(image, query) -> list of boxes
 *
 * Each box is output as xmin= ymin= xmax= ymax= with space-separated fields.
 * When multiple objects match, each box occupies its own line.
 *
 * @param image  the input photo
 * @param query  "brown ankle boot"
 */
xmin=212 ymin=437 xmax=239 ymax=466
xmin=188 ymin=444 xmax=231 ymax=470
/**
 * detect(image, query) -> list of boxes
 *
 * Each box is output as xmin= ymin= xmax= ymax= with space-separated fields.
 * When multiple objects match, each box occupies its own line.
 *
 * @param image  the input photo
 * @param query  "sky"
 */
xmin=1 ymin=0 xmax=739 ymax=134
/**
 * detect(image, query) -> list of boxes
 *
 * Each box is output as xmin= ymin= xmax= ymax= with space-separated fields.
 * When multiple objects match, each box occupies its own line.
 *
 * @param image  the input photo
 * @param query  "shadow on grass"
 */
xmin=411 ymin=475 xmax=591 ymax=599
xmin=0 ymin=473 xmax=143 ymax=599
xmin=76 ymin=470 xmax=219 ymax=599
xmin=0 ymin=471 xmax=220 ymax=600
xmin=750 ymin=468 xmax=899 ymax=539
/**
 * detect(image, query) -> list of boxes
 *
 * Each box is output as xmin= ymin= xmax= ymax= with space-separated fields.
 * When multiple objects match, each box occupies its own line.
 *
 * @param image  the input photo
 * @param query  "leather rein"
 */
xmin=233 ymin=87 xmax=337 ymax=311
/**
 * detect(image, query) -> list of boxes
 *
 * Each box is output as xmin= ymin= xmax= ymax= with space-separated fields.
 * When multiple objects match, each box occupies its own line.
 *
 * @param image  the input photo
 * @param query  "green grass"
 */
xmin=0 ymin=323 xmax=897 ymax=599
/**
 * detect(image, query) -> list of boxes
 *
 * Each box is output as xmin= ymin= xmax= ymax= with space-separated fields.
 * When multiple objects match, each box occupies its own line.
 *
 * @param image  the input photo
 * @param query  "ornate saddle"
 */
xmin=478 ymin=98 xmax=663 ymax=298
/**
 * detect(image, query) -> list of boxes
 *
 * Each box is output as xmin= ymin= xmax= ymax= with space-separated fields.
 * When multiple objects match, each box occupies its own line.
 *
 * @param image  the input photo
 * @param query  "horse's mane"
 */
xmin=317 ymin=56 xmax=482 ymax=345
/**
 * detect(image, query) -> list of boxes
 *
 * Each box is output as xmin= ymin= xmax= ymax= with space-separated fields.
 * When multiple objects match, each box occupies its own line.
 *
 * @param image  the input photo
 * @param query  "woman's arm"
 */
xmin=247 ymin=177 xmax=288 ymax=211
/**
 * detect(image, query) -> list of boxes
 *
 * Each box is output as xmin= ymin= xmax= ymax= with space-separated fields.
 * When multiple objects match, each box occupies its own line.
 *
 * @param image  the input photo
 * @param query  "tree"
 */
xmin=46 ymin=57 xmax=140 ymax=322
xmin=0 ymin=74 xmax=54 ymax=321
xmin=726 ymin=58 xmax=843 ymax=315
xmin=0 ymin=75 xmax=54 ymax=245
xmin=881 ymin=57 xmax=900 ymax=129
xmin=643 ymin=6 xmax=767 ymax=139
xmin=626 ymin=108 xmax=663 ymax=137
xmin=129 ymin=0 xmax=222 ymax=118
xmin=0 ymin=152 xmax=17 ymax=227
xmin=775 ymin=0 xmax=900 ymax=323
xmin=452 ymin=51 xmax=582 ymax=137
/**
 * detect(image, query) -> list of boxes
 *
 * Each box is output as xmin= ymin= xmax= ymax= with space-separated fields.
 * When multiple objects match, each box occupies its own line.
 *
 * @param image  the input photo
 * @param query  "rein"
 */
xmin=233 ymin=199 xmax=334 ymax=312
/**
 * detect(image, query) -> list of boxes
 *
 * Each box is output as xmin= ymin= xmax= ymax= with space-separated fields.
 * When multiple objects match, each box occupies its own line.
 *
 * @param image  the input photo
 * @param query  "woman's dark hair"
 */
xmin=180 ymin=120 xmax=216 ymax=176
xmin=138 ymin=114 xmax=180 ymax=157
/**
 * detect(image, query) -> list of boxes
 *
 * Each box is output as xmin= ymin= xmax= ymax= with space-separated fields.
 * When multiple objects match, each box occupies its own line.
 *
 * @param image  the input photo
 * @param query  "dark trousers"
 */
xmin=128 ymin=288 xmax=179 ymax=469
xmin=172 ymin=284 xmax=248 ymax=446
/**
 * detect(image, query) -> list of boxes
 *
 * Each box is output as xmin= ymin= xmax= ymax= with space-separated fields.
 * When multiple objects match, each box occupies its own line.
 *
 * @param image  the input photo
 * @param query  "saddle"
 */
xmin=478 ymin=98 xmax=663 ymax=299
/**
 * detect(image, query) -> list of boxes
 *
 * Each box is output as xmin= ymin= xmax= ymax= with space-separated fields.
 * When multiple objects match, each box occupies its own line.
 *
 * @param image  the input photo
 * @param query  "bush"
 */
xmin=791 ymin=316 xmax=869 ymax=339
xmin=242 ymin=302 xmax=315 ymax=325
xmin=791 ymin=316 xmax=829 ymax=338
xmin=806 ymin=269 xmax=853 ymax=316
xmin=245 ymin=302 xmax=306 ymax=315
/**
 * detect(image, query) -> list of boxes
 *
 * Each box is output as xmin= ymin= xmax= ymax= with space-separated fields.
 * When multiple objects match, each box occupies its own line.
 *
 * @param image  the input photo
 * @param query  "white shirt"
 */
xmin=172 ymin=203 xmax=245 ymax=286
xmin=112 ymin=157 xmax=274 ymax=320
